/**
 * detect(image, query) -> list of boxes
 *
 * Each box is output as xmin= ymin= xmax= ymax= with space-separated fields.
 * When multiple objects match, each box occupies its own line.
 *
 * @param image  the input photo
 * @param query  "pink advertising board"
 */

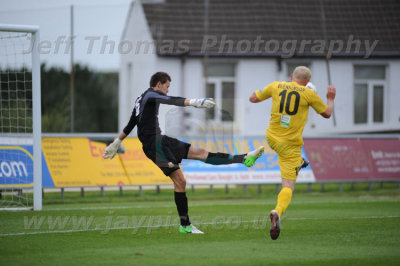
xmin=304 ymin=138 xmax=400 ymax=181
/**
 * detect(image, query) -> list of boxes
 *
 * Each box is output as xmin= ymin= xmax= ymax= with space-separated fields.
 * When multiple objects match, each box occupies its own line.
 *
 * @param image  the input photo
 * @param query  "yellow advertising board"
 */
xmin=42 ymin=137 xmax=130 ymax=187
xmin=42 ymin=137 xmax=276 ymax=187
xmin=119 ymin=138 xmax=172 ymax=185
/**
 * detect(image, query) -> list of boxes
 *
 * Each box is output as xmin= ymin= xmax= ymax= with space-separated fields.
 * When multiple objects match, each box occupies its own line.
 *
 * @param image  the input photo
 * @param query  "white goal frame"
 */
xmin=0 ymin=24 xmax=42 ymax=210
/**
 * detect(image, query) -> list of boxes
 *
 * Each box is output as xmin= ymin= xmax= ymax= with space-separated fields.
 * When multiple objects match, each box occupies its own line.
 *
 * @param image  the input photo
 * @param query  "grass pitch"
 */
xmin=0 ymin=183 xmax=400 ymax=265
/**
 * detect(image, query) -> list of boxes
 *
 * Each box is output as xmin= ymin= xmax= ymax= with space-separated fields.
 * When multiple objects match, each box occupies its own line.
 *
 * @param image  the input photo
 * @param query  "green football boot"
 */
xmin=179 ymin=224 xmax=204 ymax=234
xmin=244 ymin=146 xmax=265 ymax=167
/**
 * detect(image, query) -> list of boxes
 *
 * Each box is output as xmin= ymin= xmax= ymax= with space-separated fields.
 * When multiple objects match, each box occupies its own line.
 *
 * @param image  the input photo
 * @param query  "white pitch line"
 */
xmin=0 ymin=219 xmax=264 ymax=237
xmin=1 ymin=215 xmax=399 ymax=237
xmin=46 ymin=205 xmax=154 ymax=211
xmin=282 ymin=215 xmax=400 ymax=221
xmin=43 ymin=198 xmax=400 ymax=211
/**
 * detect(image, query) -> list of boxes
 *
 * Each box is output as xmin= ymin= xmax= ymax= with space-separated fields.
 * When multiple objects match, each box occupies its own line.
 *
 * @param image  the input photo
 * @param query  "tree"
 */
xmin=41 ymin=64 xmax=70 ymax=132
xmin=41 ymin=63 xmax=118 ymax=133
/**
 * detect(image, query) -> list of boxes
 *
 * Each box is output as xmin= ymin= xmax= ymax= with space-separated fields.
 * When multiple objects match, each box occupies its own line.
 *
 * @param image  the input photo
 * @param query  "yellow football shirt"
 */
xmin=255 ymin=81 xmax=327 ymax=146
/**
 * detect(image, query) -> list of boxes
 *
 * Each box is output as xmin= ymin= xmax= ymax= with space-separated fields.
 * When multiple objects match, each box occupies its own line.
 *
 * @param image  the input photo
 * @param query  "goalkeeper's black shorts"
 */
xmin=142 ymin=135 xmax=191 ymax=176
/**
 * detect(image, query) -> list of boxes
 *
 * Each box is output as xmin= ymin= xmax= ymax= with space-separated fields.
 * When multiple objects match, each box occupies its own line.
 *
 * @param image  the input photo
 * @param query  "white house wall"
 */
xmin=236 ymin=59 xmax=276 ymax=137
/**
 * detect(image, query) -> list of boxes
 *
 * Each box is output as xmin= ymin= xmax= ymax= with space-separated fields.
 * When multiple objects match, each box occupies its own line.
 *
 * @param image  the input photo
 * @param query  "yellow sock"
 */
xmin=275 ymin=187 xmax=293 ymax=217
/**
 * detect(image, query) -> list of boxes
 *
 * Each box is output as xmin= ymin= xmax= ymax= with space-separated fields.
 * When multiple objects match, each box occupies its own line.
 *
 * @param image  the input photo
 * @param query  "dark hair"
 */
xmin=150 ymin=72 xmax=171 ymax=87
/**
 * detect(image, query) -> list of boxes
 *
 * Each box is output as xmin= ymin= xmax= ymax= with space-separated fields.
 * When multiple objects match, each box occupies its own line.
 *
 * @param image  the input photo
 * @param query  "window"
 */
xmin=205 ymin=63 xmax=235 ymax=123
xmin=353 ymin=65 xmax=386 ymax=124
xmin=221 ymin=82 xmax=234 ymax=121
xmin=205 ymin=83 xmax=215 ymax=120
xmin=354 ymin=84 xmax=368 ymax=123
xmin=205 ymin=79 xmax=235 ymax=122
xmin=373 ymin=85 xmax=384 ymax=122
xmin=208 ymin=63 xmax=235 ymax=77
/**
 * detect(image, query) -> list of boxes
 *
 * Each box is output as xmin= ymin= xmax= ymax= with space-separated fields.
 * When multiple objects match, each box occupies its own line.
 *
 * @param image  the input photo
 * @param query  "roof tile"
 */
xmin=141 ymin=0 xmax=400 ymax=57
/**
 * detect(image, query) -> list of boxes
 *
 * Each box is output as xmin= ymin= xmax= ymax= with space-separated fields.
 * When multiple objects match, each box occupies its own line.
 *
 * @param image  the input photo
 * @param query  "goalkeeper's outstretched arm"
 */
xmin=147 ymin=90 xmax=215 ymax=109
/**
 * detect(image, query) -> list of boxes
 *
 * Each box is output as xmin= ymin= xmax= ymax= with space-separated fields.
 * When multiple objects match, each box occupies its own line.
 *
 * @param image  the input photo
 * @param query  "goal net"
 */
xmin=0 ymin=24 xmax=42 ymax=210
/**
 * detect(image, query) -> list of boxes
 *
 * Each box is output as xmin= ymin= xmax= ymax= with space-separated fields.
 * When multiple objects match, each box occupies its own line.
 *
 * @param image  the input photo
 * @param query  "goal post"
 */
xmin=0 ymin=24 xmax=42 ymax=210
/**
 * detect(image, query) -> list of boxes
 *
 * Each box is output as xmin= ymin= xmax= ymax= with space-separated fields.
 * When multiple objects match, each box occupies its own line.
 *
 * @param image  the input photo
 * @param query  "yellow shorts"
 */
xmin=267 ymin=135 xmax=303 ymax=180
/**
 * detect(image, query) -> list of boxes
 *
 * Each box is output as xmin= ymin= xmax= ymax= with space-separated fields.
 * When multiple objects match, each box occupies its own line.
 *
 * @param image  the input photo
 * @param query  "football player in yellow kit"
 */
xmin=249 ymin=66 xmax=336 ymax=240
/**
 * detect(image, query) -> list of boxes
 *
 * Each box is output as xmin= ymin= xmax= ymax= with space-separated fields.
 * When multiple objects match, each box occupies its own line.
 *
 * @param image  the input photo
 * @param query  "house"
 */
xmin=119 ymin=0 xmax=400 ymax=138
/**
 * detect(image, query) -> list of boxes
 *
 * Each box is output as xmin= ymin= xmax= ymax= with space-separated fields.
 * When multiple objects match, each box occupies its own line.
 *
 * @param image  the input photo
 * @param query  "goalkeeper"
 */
xmin=249 ymin=66 xmax=336 ymax=240
xmin=104 ymin=72 xmax=264 ymax=234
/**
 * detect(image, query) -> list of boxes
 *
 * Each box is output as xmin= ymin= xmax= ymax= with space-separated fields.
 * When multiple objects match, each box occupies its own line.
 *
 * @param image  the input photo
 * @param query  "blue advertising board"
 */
xmin=180 ymin=138 xmax=315 ymax=184
xmin=0 ymin=145 xmax=54 ymax=188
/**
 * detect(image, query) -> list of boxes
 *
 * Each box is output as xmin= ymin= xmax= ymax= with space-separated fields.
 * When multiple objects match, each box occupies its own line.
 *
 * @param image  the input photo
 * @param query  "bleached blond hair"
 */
xmin=293 ymin=66 xmax=312 ymax=83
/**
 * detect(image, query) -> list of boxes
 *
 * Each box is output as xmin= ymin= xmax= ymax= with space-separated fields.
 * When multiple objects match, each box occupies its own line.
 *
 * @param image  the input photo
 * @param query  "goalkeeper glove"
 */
xmin=306 ymin=82 xmax=317 ymax=92
xmin=189 ymin=98 xmax=216 ymax=108
xmin=103 ymin=138 xmax=122 ymax=159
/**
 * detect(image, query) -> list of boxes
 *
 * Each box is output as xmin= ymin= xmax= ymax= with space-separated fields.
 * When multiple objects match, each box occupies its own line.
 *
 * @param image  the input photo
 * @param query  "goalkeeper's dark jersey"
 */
xmin=123 ymin=88 xmax=186 ymax=143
